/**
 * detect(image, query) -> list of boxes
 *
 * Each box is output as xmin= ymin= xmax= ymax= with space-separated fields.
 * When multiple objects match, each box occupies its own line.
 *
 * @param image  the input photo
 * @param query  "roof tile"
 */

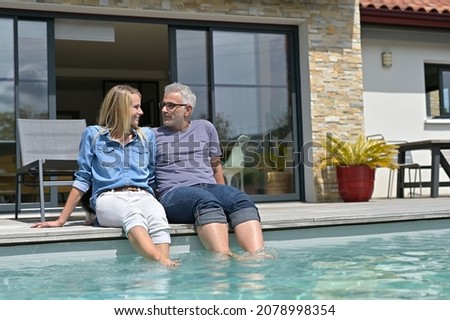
xmin=360 ymin=0 xmax=450 ymax=14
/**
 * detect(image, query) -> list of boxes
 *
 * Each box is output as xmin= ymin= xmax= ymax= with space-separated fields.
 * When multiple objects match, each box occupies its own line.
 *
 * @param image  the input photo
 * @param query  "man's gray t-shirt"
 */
xmin=152 ymin=120 xmax=222 ymax=198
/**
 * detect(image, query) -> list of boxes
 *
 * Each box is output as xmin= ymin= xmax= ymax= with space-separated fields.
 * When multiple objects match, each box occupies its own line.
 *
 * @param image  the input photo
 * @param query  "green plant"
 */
xmin=315 ymin=134 xmax=399 ymax=170
xmin=267 ymin=141 xmax=288 ymax=172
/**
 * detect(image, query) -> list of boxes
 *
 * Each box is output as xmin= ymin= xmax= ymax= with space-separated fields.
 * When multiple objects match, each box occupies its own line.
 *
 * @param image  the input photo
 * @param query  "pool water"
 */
xmin=1 ymin=220 xmax=450 ymax=300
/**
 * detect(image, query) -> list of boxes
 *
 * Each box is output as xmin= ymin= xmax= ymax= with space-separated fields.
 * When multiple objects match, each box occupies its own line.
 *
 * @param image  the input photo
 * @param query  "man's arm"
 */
xmin=211 ymin=157 xmax=225 ymax=184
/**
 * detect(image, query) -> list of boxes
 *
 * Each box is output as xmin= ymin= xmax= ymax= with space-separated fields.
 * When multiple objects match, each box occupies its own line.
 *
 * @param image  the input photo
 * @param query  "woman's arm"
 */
xmin=31 ymin=187 xmax=84 ymax=228
xmin=32 ymin=127 xmax=93 ymax=228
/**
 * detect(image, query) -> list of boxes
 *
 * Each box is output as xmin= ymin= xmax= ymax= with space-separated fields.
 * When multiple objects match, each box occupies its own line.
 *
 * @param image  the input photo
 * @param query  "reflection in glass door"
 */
xmin=18 ymin=20 xmax=50 ymax=119
xmin=0 ymin=18 xmax=15 ymax=208
xmin=171 ymin=26 xmax=299 ymax=200
xmin=0 ymin=18 xmax=52 ymax=212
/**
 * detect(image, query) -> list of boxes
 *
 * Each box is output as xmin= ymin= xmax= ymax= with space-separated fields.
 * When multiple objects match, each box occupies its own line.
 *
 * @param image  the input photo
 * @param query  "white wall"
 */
xmin=361 ymin=26 xmax=450 ymax=198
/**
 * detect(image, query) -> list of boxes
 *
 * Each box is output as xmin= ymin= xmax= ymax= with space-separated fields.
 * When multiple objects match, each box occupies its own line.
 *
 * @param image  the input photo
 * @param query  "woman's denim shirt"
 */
xmin=73 ymin=125 xmax=156 ymax=209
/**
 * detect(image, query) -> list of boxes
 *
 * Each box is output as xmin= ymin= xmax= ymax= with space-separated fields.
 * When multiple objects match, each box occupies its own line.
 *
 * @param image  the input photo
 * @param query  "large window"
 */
xmin=425 ymin=63 xmax=450 ymax=118
xmin=0 ymin=18 xmax=15 ymax=142
xmin=0 ymin=17 xmax=17 ymax=207
xmin=18 ymin=20 xmax=49 ymax=119
xmin=171 ymin=26 xmax=300 ymax=200
xmin=0 ymin=17 xmax=51 ymax=210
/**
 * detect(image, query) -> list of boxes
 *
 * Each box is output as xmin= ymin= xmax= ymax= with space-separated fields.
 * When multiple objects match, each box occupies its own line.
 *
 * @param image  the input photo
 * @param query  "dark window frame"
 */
xmin=425 ymin=63 xmax=450 ymax=118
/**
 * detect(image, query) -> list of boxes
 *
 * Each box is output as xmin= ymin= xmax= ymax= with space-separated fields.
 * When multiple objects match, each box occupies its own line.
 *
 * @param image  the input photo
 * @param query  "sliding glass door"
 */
xmin=170 ymin=25 xmax=301 ymax=201
xmin=0 ymin=17 xmax=53 ymax=212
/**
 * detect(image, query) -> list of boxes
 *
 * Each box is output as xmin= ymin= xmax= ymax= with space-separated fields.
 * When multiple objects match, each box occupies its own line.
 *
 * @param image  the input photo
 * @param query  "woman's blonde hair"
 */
xmin=98 ymin=84 xmax=145 ymax=141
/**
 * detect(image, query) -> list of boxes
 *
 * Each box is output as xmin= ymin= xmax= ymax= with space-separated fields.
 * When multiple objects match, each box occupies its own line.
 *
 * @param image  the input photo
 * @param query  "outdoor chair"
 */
xmin=222 ymin=135 xmax=250 ymax=191
xmin=386 ymin=140 xmax=423 ymax=198
xmin=366 ymin=135 xmax=423 ymax=198
xmin=15 ymin=119 xmax=86 ymax=221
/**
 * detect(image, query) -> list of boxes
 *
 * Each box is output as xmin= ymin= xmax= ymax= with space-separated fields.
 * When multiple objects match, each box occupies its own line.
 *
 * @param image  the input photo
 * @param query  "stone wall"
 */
xmin=2 ymin=0 xmax=364 ymax=201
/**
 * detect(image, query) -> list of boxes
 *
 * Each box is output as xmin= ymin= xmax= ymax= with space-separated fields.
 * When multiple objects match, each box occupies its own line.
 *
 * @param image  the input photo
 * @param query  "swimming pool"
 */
xmin=1 ymin=219 xmax=449 ymax=299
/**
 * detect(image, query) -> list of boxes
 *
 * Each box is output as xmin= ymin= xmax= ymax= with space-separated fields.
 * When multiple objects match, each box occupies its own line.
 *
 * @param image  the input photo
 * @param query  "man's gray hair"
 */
xmin=164 ymin=82 xmax=197 ymax=110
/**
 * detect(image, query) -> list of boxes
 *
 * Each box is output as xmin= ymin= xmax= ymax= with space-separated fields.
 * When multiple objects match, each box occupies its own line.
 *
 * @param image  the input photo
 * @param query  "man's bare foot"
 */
xmin=236 ymin=247 xmax=276 ymax=260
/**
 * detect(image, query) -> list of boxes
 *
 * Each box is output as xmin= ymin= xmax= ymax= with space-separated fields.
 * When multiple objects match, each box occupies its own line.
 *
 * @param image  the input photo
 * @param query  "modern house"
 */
xmin=0 ymin=0 xmax=449 ymax=214
xmin=360 ymin=0 xmax=450 ymax=197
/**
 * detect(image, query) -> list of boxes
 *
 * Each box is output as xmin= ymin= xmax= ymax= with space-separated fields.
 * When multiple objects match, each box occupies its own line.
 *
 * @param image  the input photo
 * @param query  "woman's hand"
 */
xmin=31 ymin=220 xmax=64 ymax=228
xmin=30 ymin=187 xmax=84 ymax=229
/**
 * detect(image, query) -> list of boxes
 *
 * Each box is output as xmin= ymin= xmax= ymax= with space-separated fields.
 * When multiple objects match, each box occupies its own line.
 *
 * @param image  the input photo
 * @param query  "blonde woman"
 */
xmin=32 ymin=85 xmax=177 ymax=267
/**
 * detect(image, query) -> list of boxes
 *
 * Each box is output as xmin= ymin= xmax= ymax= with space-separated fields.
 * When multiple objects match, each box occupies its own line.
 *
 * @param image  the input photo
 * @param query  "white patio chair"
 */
xmin=222 ymin=135 xmax=250 ymax=191
xmin=15 ymin=119 xmax=86 ymax=221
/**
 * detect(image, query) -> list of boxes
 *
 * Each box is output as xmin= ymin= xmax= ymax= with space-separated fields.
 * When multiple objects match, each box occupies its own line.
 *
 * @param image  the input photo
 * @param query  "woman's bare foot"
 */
xmin=160 ymin=257 xmax=180 ymax=267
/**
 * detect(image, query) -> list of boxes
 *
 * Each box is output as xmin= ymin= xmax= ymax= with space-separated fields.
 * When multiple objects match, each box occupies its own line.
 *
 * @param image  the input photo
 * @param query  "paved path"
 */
xmin=1 ymin=197 xmax=449 ymax=245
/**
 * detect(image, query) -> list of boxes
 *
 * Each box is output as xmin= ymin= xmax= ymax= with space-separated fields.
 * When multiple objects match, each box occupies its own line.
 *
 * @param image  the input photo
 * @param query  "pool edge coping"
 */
xmin=2 ymin=210 xmax=450 ymax=246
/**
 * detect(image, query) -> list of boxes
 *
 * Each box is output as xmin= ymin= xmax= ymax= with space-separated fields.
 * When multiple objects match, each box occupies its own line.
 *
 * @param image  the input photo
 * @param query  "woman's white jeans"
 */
xmin=95 ymin=190 xmax=171 ymax=244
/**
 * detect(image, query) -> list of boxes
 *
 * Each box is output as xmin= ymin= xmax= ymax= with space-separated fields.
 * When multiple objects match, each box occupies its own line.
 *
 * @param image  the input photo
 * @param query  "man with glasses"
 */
xmin=152 ymin=82 xmax=267 ymax=257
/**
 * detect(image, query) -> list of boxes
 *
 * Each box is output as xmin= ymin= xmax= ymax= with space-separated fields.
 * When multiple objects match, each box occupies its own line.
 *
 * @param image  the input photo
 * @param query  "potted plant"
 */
xmin=315 ymin=133 xmax=398 ymax=202
xmin=265 ymin=140 xmax=293 ymax=194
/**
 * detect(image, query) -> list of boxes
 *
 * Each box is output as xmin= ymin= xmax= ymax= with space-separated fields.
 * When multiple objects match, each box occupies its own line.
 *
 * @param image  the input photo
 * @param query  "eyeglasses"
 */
xmin=158 ymin=101 xmax=187 ymax=111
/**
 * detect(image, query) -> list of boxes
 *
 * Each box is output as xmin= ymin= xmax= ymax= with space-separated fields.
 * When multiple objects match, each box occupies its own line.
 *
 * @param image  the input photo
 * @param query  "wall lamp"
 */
xmin=382 ymin=51 xmax=392 ymax=68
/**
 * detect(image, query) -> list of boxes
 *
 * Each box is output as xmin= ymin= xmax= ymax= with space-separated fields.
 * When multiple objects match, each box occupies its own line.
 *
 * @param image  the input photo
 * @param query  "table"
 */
xmin=396 ymin=140 xmax=450 ymax=198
